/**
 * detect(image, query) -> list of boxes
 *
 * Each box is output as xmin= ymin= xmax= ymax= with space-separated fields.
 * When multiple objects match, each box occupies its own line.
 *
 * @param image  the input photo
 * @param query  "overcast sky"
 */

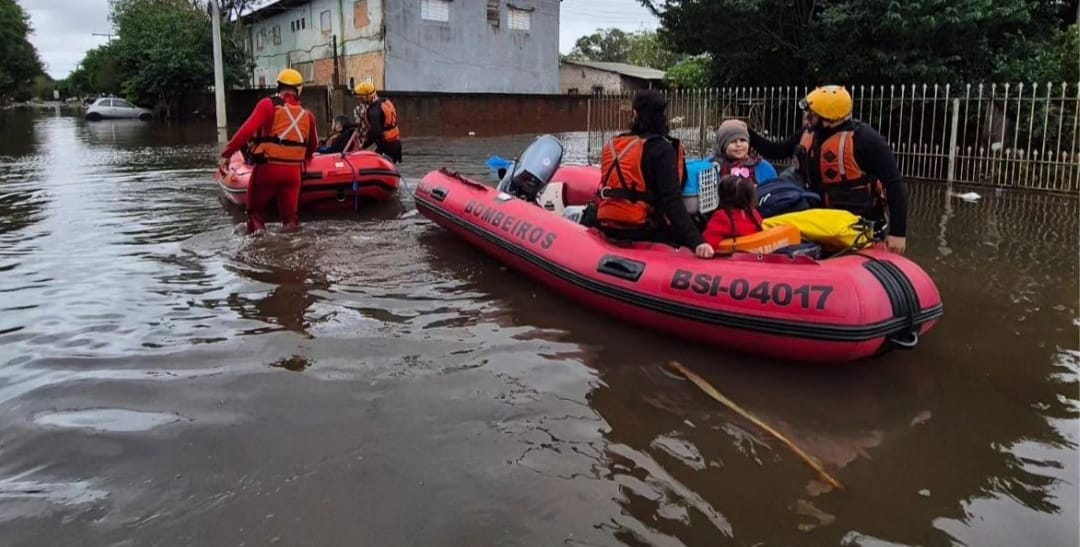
xmin=24 ymin=0 xmax=659 ymax=79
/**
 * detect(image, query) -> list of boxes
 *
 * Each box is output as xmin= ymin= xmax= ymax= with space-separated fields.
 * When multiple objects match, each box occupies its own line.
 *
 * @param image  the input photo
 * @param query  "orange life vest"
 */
xmin=798 ymin=125 xmax=885 ymax=219
xmin=373 ymin=97 xmax=400 ymax=142
xmin=597 ymin=134 xmax=685 ymax=228
xmin=250 ymin=96 xmax=313 ymax=164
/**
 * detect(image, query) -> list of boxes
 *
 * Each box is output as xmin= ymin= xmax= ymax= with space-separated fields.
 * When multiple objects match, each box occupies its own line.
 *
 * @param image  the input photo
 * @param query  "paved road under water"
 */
xmin=0 ymin=111 xmax=1077 ymax=546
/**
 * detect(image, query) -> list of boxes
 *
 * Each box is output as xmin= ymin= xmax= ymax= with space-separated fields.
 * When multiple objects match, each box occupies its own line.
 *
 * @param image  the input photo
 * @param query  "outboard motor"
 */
xmin=497 ymin=135 xmax=564 ymax=201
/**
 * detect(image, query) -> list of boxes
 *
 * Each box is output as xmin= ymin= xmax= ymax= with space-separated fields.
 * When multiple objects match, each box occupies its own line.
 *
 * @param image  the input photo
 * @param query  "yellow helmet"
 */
xmin=800 ymin=85 xmax=852 ymax=121
xmin=276 ymin=68 xmax=304 ymax=88
xmin=354 ymin=81 xmax=376 ymax=97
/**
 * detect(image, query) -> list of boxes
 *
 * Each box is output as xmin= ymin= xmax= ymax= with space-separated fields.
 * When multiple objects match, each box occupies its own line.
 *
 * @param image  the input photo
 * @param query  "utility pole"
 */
xmin=211 ymin=0 xmax=228 ymax=143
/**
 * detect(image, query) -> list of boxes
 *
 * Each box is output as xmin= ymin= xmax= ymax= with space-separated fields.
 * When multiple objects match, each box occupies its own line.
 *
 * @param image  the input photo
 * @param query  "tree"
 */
xmin=64 ymin=45 xmax=124 ymax=98
xmin=0 ymin=0 xmax=44 ymax=103
xmin=568 ymin=28 xmax=682 ymax=70
xmin=107 ymin=0 xmax=249 ymax=116
xmin=567 ymin=28 xmax=633 ymax=63
xmin=625 ymin=30 xmax=681 ymax=71
xmin=640 ymin=0 xmax=1078 ymax=85
xmin=665 ymin=55 xmax=712 ymax=89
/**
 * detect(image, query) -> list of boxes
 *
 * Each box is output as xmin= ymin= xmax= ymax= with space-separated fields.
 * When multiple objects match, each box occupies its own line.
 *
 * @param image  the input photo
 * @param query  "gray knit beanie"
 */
xmin=715 ymin=119 xmax=750 ymax=159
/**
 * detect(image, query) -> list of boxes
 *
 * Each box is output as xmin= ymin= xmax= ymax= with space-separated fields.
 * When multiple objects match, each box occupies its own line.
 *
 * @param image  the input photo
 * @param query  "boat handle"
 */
xmin=888 ymin=330 xmax=919 ymax=350
xmin=596 ymin=255 xmax=646 ymax=282
xmin=430 ymin=187 xmax=448 ymax=201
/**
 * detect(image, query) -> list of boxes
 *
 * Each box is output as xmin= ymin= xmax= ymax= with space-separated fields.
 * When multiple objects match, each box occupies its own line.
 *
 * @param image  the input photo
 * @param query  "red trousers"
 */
xmin=247 ymin=163 xmax=301 ymax=232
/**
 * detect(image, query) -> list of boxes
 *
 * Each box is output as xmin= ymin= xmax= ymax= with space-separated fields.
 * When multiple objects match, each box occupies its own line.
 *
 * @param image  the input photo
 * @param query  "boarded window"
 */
xmin=321 ymin=10 xmax=331 ymax=33
xmin=421 ymin=0 xmax=451 ymax=22
xmin=508 ymin=7 xmax=530 ymax=30
xmin=353 ymin=1 xmax=369 ymax=28
xmin=293 ymin=61 xmax=315 ymax=83
xmin=272 ymin=25 xmax=281 ymax=45
xmin=487 ymin=0 xmax=499 ymax=27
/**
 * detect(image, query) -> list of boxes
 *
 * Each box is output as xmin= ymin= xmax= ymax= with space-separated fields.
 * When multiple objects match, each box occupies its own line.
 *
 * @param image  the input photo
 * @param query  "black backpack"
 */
xmin=757 ymin=168 xmax=821 ymax=218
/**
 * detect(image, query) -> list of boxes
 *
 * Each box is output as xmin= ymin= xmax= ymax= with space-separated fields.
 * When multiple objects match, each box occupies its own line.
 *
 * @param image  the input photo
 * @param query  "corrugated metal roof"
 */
xmin=561 ymin=60 xmax=666 ymax=81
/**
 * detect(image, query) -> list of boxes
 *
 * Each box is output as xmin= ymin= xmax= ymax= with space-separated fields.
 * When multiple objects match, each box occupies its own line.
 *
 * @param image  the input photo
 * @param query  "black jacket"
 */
xmin=749 ymin=121 xmax=909 ymax=237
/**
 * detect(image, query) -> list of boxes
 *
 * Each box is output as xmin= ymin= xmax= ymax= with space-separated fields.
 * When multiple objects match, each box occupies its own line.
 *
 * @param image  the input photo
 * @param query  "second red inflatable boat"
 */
xmin=216 ymin=150 xmax=400 ymax=211
xmin=414 ymin=162 xmax=943 ymax=363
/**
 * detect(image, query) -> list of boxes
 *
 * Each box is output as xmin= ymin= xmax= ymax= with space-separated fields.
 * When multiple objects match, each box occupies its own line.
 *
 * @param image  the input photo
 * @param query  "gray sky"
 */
xmin=24 ymin=0 xmax=659 ymax=79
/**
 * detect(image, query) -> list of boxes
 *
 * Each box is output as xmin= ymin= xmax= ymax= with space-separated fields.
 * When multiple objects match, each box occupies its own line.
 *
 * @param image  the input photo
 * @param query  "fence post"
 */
xmin=947 ymin=97 xmax=960 ymax=183
xmin=585 ymin=96 xmax=592 ymax=164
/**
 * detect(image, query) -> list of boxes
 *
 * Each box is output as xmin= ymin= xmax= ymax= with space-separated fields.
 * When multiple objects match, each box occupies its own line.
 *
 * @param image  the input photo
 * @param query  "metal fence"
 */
xmin=585 ymin=83 xmax=1080 ymax=194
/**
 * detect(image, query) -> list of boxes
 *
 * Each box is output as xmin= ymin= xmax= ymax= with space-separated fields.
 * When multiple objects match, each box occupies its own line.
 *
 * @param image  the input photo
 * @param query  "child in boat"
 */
xmin=318 ymin=116 xmax=355 ymax=154
xmin=713 ymin=119 xmax=777 ymax=184
xmin=702 ymin=175 xmax=764 ymax=248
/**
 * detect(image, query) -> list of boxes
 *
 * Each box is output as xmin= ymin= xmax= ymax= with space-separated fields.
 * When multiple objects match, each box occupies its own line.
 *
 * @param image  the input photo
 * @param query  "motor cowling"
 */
xmin=497 ymin=135 xmax=564 ymax=201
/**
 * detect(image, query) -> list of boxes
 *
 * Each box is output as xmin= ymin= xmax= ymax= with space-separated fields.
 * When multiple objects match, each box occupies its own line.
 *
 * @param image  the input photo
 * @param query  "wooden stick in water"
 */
xmin=666 ymin=360 xmax=845 ymax=491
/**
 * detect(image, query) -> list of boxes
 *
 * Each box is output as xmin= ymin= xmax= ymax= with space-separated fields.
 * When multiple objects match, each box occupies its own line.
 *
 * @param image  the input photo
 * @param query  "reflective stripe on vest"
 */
xmin=250 ymin=96 xmax=312 ymax=164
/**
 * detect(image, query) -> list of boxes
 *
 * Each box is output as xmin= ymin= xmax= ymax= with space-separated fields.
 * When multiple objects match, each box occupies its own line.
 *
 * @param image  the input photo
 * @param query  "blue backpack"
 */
xmin=757 ymin=169 xmax=821 ymax=218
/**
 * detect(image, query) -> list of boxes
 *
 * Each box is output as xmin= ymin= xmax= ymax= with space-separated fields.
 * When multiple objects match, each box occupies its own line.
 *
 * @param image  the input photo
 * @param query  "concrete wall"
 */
xmin=559 ymin=64 xmax=622 ymax=94
xmin=328 ymin=90 xmax=589 ymax=136
xmin=247 ymin=0 xmax=385 ymax=88
xmin=382 ymin=0 xmax=559 ymax=93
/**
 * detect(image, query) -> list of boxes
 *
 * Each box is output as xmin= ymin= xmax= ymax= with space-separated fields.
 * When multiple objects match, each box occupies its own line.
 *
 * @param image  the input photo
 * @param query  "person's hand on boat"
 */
xmin=885 ymin=235 xmax=906 ymax=254
xmin=217 ymin=156 xmax=230 ymax=173
xmin=694 ymin=243 xmax=715 ymax=259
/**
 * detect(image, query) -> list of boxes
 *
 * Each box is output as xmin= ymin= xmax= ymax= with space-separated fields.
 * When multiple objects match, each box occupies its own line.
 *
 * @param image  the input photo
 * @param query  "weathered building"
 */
xmin=559 ymin=60 xmax=665 ymax=94
xmin=243 ymin=0 xmax=560 ymax=93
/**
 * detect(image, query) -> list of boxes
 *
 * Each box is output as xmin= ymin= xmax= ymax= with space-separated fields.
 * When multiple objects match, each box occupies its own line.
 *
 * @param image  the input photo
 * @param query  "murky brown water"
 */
xmin=0 ymin=111 xmax=1077 ymax=547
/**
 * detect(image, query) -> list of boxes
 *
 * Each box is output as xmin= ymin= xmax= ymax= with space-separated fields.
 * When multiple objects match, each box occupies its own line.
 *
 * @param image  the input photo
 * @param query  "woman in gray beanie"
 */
xmin=712 ymin=119 xmax=777 ymax=183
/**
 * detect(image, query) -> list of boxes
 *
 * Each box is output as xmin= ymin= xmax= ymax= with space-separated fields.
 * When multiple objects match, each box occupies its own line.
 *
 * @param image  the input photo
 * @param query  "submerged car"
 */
xmin=85 ymin=97 xmax=153 ymax=121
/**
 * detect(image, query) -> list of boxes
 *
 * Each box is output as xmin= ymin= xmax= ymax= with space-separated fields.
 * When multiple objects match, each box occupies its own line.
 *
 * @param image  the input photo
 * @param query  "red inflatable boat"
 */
xmin=216 ymin=150 xmax=400 ymax=211
xmin=414 ymin=166 xmax=943 ymax=362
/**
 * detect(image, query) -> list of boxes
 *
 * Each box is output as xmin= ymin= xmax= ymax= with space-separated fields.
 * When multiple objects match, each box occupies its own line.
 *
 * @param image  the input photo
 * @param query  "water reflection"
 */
xmin=417 ymin=184 xmax=1079 ymax=545
xmin=0 ymin=110 xmax=1075 ymax=546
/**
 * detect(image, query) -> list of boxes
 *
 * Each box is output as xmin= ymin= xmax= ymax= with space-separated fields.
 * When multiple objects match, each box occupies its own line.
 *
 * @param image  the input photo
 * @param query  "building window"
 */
xmin=508 ymin=6 xmax=531 ymax=30
xmin=256 ymin=30 xmax=264 ymax=50
xmin=487 ymin=0 xmax=499 ymax=27
xmin=293 ymin=62 xmax=315 ymax=83
xmin=591 ymin=85 xmax=604 ymax=94
xmin=568 ymin=88 xmax=579 ymax=94
xmin=421 ymin=0 xmax=450 ymax=22
xmin=272 ymin=25 xmax=281 ymax=45
xmin=301 ymin=17 xmax=306 ymax=29
xmin=321 ymin=10 xmax=331 ymax=33
xmin=258 ymin=75 xmax=266 ymax=87
xmin=290 ymin=21 xmax=295 ymax=32
xmin=354 ymin=0 xmax=369 ymax=28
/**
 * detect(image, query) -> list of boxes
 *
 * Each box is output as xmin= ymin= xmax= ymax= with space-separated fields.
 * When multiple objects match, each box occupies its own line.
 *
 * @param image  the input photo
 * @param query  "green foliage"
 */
xmin=107 ymin=0 xmax=248 ymax=116
xmin=0 ymin=0 xmax=44 ymax=103
xmin=665 ymin=55 xmax=713 ymax=88
xmin=31 ymin=74 xmax=55 ymax=100
xmin=640 ymin=0 xmax=1078 ymax=85
xmin=568 ymin=28 xmax=681 ymax=70
xmin=63 ymin=45 xmax=124 ymax=98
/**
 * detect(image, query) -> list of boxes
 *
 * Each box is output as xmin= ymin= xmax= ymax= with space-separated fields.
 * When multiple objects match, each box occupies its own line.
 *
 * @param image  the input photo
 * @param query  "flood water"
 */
xmin=0 ymin=111 xmax=1077 ymax=547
